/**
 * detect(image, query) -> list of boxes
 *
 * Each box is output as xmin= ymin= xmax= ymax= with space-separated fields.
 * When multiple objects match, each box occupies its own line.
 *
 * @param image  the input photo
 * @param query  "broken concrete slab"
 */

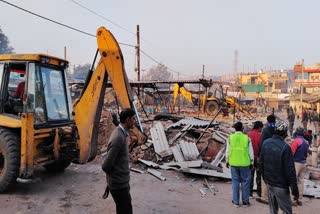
xmin=304 ymin=179 xmax=320 ymax=198
xmin=150 ymin=122 xmax=172 ymax=157
xmin=147 ymin=168 xmax=166 ymax=181
xmin=181 ymin=168 xmax=231 ymax=179
xmin=171 ymin=144 xmax=184 ymax=162
xmin=130 ymin=168 xmax=145 ymax=174
xmin=180 ymin=141 xmax=200 ymax=161
xmin=163 ymin=160 xmax=203 ymax=168
xmin=138 ymin=158 xmax=159 ymax=168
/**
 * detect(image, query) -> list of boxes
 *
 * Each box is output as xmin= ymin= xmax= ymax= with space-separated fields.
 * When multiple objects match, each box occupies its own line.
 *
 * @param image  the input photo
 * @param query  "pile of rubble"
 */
xmin=129 ymin=115 xmax=237 ymax=180
xmin=97 ymin=110 xmax=320 ymax=198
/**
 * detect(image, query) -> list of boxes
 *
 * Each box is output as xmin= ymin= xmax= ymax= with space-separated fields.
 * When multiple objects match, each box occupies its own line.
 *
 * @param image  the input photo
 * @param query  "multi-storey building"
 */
xmin=293 ymin=63 xmax=320 ymax=93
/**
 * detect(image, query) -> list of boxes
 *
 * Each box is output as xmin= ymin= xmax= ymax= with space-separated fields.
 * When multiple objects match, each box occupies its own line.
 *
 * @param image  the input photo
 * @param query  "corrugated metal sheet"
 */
xmin=242 ymin=84 xmax=265 ymax=92
xmin=150 ymin=122 xmax=172 ymax=157
xmin=166 ymin=117 xmax=217 ymax=129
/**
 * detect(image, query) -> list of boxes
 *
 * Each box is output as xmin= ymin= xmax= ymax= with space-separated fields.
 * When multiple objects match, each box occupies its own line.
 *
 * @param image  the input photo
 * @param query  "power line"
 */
xmin=69 ymin=0 xmax=153 ymax=45
xmin=69 ymin=0 xmax=136 ymax=37
xmin=0 ymin=0 xmax=187 ymax=76
xmin=0 ymin=0 xmax=135 ymax=47
xmin=140 ymin=49 xmax=192 ymax=77
xmin=0 ymin=0 xmax=95 ymax=37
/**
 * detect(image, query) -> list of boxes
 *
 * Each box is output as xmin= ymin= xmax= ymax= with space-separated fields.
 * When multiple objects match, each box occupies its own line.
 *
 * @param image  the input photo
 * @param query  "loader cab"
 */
xmin=0 ymin=54 xmax=73 ymax=127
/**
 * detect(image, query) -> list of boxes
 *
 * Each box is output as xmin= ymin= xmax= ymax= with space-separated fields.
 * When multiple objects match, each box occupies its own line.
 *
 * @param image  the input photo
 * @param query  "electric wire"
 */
xmin=0 ymin=0 xmax=134 ymax=47
xmin=0 ymin=0 xmax=189 ymax=77
xmin=69 ymin=0 xmax=136 ymax=37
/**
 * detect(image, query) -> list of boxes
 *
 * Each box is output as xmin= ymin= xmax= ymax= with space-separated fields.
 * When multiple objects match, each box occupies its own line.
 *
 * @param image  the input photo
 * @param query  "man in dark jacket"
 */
xmin=287 ymin=108 xmax=295 ymax=137
xmin=291 ymin=127 xmax=309 ymax=205
xmin=102 ymin=108 xmax=136 ymax=214
xmin=257 ymin=114 xmax=276 ymax=204
xmin=260 ymin=121 xmax=299 ymax=214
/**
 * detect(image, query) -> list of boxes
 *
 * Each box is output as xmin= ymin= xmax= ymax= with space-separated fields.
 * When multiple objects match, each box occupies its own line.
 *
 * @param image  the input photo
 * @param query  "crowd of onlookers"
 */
xmin=226 ymin=109 xmax=316 ymax=214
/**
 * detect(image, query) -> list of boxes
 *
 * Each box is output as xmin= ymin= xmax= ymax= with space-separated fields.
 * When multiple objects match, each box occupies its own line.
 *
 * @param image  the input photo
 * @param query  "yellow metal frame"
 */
xmin=0 ymin=54 xmax=67 ymax=67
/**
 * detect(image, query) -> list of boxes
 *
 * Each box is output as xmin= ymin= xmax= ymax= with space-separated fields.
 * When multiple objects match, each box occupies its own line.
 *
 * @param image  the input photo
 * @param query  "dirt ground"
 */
xmin=1 ymin=110 xmax=319 ymax=214
xmin=0 ymin=158 xmax=319 ymax=214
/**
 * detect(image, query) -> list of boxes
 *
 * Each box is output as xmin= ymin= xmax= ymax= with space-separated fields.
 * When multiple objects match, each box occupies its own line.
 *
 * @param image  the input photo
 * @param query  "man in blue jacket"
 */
xmin=260 ymin=121 xmax=299 ymax=214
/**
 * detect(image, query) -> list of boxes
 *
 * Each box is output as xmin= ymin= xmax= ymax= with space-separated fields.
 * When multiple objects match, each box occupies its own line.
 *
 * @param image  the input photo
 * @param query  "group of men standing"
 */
xmin=226 ymin=114 xmax=310 ymax=214
xmin=287 ymin=106 xmax=319 ymax=139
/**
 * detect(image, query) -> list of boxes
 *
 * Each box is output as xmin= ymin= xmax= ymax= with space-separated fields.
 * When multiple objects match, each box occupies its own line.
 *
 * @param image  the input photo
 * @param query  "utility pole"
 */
xmin=300 ymin=59 xmax=304 ymax=114
xmin=136 ymin=25 xmax=141 ymax=81
xmin=64 ymin=46 xmax=67 ymax=60
xmin=202 ymin=64 xmax=205 ymax=79
xmin=136 ymin=25 xmax=141 ymax=98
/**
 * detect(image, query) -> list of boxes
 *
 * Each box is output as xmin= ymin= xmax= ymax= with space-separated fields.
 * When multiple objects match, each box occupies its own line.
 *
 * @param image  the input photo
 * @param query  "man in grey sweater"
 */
xmin=102 ymin=108 xmax=136 ymax=214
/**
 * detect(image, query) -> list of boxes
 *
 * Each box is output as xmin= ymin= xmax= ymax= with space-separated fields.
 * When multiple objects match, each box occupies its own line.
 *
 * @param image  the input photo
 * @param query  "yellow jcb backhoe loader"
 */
xmin=173 ymin=83 xmax=220 ymax=115
xmin=0 ymin=27 xmax=145 ymax=192
xmin=173 ymin=83 xmax=253 ymax=116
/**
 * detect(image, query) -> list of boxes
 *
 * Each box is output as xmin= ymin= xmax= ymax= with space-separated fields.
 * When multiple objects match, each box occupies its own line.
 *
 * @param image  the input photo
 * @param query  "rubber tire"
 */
xmin=205 ymin=100 xmax=220 ymax=116
xmin=44 ymin=159 xmax=71 ymax=172
xmin=0 ymin=128 xmax=21 ymax=193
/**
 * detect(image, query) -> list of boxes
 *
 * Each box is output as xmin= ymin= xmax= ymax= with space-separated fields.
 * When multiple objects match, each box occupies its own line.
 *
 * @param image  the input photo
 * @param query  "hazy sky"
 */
xmin=1 ymin=0 xmax=320 ymax=80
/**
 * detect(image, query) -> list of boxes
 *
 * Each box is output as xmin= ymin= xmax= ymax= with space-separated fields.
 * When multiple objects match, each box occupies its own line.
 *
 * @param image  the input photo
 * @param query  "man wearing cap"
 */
xmin=260 ymin=121 xmax=299 ymax=214
xmin=291 ymin=127 xmax=309 ymax=206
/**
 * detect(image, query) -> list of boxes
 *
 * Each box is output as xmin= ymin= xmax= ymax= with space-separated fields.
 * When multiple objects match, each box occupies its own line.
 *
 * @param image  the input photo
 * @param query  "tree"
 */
xmin=72 ymin=63 xmax=91 ymax=80
xmin=0 ymin=27 xmax=14 ymax=54
xmin=142 ymin=64 xmax=173 ymax=81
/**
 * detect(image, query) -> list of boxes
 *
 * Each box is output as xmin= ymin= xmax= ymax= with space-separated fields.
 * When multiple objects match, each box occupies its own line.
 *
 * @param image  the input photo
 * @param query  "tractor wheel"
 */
xmin=205 ymin=100 xmax=220 ymax=116
xmin=0 ymin=128 xmax=20 ymax=193
xmin=44 ymin=159 xmax=71 ymax=172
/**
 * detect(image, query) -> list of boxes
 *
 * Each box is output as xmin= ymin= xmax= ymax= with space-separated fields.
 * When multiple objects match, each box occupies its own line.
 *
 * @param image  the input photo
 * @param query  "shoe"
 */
xmin=292 ymin=199 xmax=302 ymax=206
xmin=249 ymin=195 xmax=254 ymax=199
xmin=243 ymin=201 xmax=250 ymax=207
xmin=232 ymin=200 xmax=240 ymax=208
xmin=291 ymin=200 xmax=297 ymax=206
xmin=256 ymin=197 xmax=269 ymax=205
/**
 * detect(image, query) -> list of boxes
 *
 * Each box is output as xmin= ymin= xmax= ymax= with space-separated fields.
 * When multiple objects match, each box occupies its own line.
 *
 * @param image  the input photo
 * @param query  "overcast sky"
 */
xmin=1 ymin=0 xmax=320 ymax=80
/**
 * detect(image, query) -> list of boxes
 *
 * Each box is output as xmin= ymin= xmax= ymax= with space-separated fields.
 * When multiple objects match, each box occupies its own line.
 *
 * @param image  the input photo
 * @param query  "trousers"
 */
xmin=110 ymin=187 xmax=133 ymax=214
xmin=267 ymin=184 xmax=292 ymax=214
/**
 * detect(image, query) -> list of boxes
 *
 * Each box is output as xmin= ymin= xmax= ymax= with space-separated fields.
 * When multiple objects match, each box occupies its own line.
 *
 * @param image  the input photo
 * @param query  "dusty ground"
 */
xmin=1 ymin=110 xmax=318 ymax=214
xmin=0 ymin=159 xmax=319 ymax=214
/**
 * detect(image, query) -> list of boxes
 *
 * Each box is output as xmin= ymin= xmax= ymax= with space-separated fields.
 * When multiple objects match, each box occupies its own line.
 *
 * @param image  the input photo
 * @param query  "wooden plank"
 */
xmin=205 ymin=178 xmax=216 ymax=196
xmin=210 ymin=146 xmax=226 ymax=166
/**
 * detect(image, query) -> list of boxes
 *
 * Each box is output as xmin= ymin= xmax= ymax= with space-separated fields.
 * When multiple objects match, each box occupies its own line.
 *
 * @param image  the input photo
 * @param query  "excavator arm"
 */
xmin=73 ymin=27 xmax=145 ymax=163
xmin=173 ymin=83 xmax=194 ymax=105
